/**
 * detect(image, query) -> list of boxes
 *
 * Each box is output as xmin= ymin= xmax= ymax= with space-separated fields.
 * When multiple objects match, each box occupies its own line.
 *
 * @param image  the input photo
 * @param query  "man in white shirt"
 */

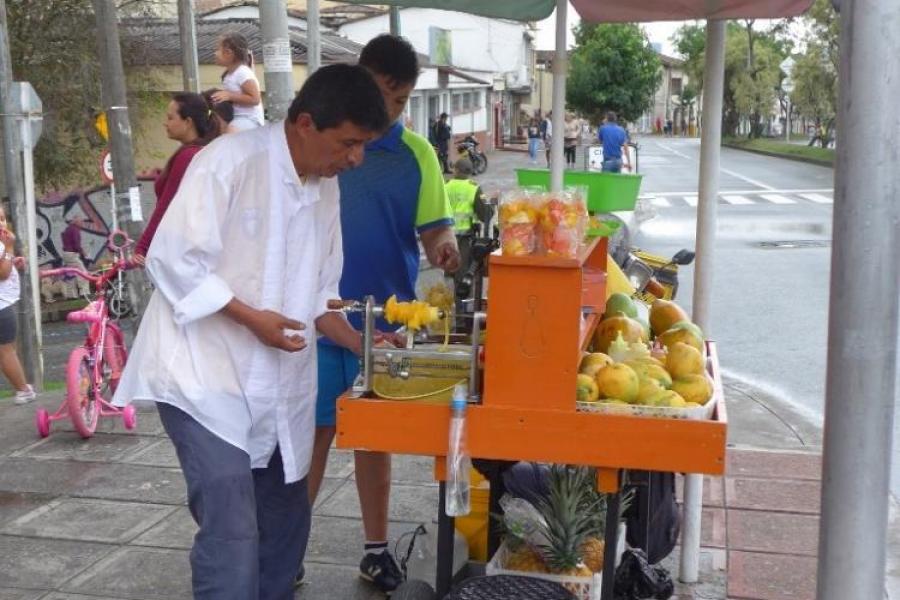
xmin=112 ymin=64 xmax=389 ymax=600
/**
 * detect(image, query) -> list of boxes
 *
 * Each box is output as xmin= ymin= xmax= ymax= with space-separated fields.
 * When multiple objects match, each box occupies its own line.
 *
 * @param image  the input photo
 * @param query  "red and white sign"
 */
xmin=100 ymin=149 xmax=113 ymax=185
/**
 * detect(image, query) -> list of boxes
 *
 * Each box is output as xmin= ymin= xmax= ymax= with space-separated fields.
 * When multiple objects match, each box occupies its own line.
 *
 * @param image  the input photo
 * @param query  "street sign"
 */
xmin=10 ymin=82 xmax=42 ymax=148
xmin=100 ymin=149 xmax=114 ymax=184
xmin=95 ymin=111 xmax=109 ymax=141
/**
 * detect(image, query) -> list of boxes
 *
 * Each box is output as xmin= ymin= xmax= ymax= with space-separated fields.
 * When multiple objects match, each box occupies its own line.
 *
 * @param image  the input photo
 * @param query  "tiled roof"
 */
xmin=122 ymin=17 xmax=363 ymax=66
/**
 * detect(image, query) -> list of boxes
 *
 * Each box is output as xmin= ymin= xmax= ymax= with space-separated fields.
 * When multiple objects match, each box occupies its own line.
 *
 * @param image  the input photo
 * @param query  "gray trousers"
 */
xmin=158 ymin=403 xmax=311 ymax=600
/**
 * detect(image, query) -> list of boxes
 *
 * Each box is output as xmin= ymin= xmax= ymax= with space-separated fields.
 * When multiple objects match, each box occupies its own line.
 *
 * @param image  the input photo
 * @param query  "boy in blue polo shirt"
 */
xmin=303 ymin=34 xmax=459 ymax=594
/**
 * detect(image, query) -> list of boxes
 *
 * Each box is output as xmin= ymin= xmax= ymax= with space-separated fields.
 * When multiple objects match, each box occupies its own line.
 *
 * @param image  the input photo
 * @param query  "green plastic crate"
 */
xmin=515 ymin=168 xmax=643 ymax=213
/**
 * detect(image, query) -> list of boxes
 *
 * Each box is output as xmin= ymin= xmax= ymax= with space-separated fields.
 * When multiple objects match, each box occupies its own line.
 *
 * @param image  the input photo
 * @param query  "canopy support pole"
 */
xmin=549 ymin=0 xmax=567 ymax=191
xmin=681 ymin=18 xmax=725 ymax=585
xmin=817 ymin=0 xmax=900 ymax=597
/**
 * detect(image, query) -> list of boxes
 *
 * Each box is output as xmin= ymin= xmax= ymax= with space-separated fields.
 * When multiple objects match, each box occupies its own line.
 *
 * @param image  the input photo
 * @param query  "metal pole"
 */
xmin=389 ymin=6 xmax=401 ymax=36
xmin=549 ymin=0 xmax=566 ymax=191
xmin=817 ymin=0 xmax=900 ymax=597
xmin=92 ymin=0 xmax=149 ymax=312
xmin=259 ymin=0 xmax=295 ymax=120
xmin=0 ymin=0 xmax=41 ymax=387
xmin=177 ymin=0 xmax=200 ymax=92
xmin=681 ymin=18 xmax=726 ymax=585
xmin=306 ymin=0 xmax=321 ymax=75
xmin=19 ymin=98 xmax=42 ymax=384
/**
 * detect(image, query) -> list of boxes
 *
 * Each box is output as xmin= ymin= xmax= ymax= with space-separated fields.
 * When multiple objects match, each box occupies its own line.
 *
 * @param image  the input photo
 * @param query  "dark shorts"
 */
xmin=0 ymin=304 xmax=17 ymax=345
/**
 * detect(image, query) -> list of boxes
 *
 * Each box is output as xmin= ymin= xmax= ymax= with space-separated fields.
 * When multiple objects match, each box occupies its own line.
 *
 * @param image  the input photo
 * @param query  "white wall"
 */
xmin=338 ymin=8 xmax=530 ymax=83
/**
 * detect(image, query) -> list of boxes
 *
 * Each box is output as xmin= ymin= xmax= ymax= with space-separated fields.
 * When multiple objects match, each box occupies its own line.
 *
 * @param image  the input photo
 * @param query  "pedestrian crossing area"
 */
xmin=641 ymin=190 xmax=834 ymax=208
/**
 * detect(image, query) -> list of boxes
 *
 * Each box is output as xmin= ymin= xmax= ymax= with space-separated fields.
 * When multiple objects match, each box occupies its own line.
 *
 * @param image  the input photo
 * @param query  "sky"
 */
xmin=533 ymin=4 xmax=803 ymax=57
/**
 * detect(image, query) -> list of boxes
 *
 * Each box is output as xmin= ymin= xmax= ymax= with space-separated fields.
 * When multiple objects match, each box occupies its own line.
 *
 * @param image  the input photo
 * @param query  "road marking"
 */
xmin=720 ymin=167 xmax=777 ymax=191
xmin=799 ymin=193 xmax=833 ymax=204
xmin=761 ymin=193 xmax=796 ymax=204
xmin=656 ymin=142 xmax=693 ymax=159
xmin=722 ymin=195 xmax=754 ymax=205
xmin=645 ymin=188 xmax=832 ymax=198
xmin=649 ymin=197 xmax=671 ymax=208
xmin=683 ymin=196 xmax=698 ymax=206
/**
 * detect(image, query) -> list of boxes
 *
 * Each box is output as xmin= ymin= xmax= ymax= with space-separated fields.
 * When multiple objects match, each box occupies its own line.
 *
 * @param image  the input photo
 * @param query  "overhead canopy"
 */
xmin=338 ymin=0 xmax=814 ymax=22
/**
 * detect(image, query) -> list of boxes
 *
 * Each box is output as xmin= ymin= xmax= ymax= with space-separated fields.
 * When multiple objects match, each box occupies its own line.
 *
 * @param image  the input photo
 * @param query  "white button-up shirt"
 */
xmin=113 ymin=122 xmax=343 ymax=483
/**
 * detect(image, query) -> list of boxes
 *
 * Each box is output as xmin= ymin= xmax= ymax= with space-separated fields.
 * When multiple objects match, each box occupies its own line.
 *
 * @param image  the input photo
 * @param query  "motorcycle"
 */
xmin=456 ymin=135 xmax=488 ymax=175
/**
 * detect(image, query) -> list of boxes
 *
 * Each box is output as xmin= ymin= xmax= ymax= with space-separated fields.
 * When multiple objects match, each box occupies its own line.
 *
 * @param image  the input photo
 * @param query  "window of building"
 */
xmin=670 ymin=77 xmax=683 ymax=96
xmin=463 ymin=92 xmax=472 ymax=111
xmin=452 ymin=93 xmax=461 ymax=113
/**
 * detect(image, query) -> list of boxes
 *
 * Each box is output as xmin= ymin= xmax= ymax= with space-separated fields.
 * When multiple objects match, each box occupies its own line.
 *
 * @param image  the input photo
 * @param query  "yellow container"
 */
xmin=454 ymin=468 xmax=490 ymax=561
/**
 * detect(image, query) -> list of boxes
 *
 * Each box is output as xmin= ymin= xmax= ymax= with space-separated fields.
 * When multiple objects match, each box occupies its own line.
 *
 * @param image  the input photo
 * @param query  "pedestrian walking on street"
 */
xmin=211 ymin=32 xmax=264 ymax=131
xmin=112 ymin=64 xmax=389 ymax=600
xmin=527 ymin=117 xmax=541 ymax=164
xmin=134 ymin=92 xmax=224 ymax=265
xmin=0 ymin=207 xmax=35 ymax=405
xmin=564 ymin=112 xmax=579 ymax=168
xmin=434 ymin=112 xmax=452 ymax=173
xmin=598 ymin=111 xmax=632 ymax=173
xmin=304 ymin=34 xmax=459 ymax=596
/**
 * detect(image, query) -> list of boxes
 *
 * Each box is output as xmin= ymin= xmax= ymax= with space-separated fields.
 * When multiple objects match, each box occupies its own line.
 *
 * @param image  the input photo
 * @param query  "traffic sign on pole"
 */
xmin=100 ymin=149 xmax=113 ymax=184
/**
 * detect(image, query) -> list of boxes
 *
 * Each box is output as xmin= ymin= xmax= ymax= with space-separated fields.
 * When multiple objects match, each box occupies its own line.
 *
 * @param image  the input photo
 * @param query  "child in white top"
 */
xmin=0 ymin=207 xmax=35 ymax=404
xmin=212 ymin=32 xmax=265 ymax=131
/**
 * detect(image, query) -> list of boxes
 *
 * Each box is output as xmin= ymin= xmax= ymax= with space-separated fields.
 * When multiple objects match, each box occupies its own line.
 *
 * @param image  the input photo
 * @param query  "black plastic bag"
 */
xmin=613 ymin=549 xmax=674 ymax=600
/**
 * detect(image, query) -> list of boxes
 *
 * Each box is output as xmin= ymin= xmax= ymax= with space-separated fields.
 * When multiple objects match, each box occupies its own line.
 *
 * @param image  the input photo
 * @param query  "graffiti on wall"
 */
xmin=35 ymin=177 xmax=156 ymax=267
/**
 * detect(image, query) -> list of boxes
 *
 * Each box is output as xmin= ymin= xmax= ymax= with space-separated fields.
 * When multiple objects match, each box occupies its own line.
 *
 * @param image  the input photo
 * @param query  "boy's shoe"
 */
xmin=14 ymin=385 xmax=36 ymax=405
xmin=293 ymin=564 xmax=305 ymax=589
xmin=359 ymin=550 xmax=403 ymax=595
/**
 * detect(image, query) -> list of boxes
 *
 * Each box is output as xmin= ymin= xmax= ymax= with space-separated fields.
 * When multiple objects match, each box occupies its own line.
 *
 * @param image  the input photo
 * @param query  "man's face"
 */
xmin=372 ymin=74 xmax=415 ymax=124
xmin=288 ymin=114 xmax=378 ymax=178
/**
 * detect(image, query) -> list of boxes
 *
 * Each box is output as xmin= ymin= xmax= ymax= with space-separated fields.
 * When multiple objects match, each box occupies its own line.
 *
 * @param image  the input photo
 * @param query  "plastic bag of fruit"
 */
xmin=535 ymin=187 xmax=588 ymax=258
xmin=498 ymin=188 xmax=540 ymax=256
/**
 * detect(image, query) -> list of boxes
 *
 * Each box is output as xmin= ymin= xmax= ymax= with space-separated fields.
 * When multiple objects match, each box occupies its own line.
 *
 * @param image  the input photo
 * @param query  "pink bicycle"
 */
xmin=36 ymin=230 xmax=137 ymax=438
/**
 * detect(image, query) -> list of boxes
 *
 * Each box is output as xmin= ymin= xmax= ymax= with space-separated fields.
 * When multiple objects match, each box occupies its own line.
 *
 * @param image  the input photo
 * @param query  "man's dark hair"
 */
xmin=606 ymin=111 xmax=618 ymax=123
xmin=287 ymin=64 xmax=389 ymax=132
xmin=359 ymin=34 xmax=420 ymax=86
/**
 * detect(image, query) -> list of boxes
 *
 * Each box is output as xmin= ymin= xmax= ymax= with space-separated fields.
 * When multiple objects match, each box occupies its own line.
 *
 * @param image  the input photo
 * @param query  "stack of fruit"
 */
xmin=497 ymin=465 xmax=608 ymax=594
xmin=575 ymin=293 xmax=714 ymax=416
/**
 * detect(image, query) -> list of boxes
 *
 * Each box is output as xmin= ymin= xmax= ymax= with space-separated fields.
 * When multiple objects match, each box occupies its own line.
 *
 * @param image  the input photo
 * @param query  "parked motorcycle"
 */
xmin=456 ymin=135 xmax=488 ymax=175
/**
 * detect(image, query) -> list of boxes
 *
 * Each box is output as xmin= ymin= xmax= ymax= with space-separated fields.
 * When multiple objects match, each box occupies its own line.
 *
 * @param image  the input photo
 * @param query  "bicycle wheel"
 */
xmin=102 ymin=325 xmax=128 ymax=395
xmin=66 ymin=347 xmax=99 ymax=438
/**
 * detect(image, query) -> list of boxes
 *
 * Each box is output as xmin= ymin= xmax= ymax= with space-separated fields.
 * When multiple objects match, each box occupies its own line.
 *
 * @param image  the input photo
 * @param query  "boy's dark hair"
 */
xmin=172 ymin=92 xmax=221 ymax=144
xmin=287 ymin=64 xmax=389 ymax=133
xmin=358 ymin=34 xmax=420 ymax=86
xmin=606 ymin=111 xmax=618 ymax=123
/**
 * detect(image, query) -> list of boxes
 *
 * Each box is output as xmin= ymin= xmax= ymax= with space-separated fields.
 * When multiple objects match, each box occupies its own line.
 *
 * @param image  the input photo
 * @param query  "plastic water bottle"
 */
xmin=445 ymin=384 xmax=471 ymax=516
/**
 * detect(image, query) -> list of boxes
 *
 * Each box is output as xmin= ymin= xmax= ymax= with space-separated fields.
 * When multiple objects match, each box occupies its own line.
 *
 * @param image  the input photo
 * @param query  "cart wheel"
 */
xmin=392 ymin=580 xmax=437 ymax=600
xmin=35 ymin=408 xmax=51 ymax=438
xmin=122 ymin=405 xmax=137 ymax=430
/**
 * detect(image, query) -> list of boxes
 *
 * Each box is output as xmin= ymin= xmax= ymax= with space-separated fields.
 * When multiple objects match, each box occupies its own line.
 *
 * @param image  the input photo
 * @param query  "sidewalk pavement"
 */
xmin=0 ymin=369 xmax=866 ymax=600
xmin=0 ymin=146 xmax=894 ymax=599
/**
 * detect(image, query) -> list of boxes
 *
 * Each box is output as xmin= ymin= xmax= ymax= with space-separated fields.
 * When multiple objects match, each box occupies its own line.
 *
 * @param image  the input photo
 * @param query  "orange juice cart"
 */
xmin=334 ymin=236 xmax=727 ymax=600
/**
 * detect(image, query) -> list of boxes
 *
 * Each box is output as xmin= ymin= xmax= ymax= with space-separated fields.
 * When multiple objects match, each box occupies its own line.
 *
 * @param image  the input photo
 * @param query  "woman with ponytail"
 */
xmin=211 ymin=32 xmax=264 ymax=130
xmin=134 ymin=93 xmax=222 ymax=264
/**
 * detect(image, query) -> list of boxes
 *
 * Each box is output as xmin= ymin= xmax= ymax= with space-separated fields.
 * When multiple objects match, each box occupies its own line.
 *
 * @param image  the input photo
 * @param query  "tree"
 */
xmin=728 ymin=22 xmax=784 ymax=138
xmin=672 ymin=22 xmax=706 ymax=95
xmin=791 ymin=0 xmax=839 ymax=146
xmin=5 ymin=0 xmax=159 ymax=190
xmin=566 ymin=23 xmax=661 ymax=124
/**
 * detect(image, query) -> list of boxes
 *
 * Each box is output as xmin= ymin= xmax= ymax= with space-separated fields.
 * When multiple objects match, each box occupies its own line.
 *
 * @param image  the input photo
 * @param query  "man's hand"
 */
xmin=434 ymin=241 xmax=461 ymax=272
xmin=246 ymin=310 xmax=306 ymax=352
xmin=132 ymin=253 xmax=146 ymax=268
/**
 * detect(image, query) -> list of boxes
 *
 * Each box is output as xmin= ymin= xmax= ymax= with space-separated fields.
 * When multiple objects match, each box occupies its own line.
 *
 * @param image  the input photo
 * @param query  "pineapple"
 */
xmin=505 ymin=543 xmax=547 ymax=573
xmin=534 ymin=465 xmax=600 ymax=578
xmin=580 ymin=536 xmax=605 ymax=572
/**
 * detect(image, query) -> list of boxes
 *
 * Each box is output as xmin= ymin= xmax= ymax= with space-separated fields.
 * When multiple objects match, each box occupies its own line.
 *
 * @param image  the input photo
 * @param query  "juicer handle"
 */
xmin=327 ymin=299 xmax=357 ymax=311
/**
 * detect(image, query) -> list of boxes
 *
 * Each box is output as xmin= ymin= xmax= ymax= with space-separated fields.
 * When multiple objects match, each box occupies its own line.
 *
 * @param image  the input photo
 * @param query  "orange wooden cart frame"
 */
xmin=336 ymin=236 xmax=727 ymax=598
